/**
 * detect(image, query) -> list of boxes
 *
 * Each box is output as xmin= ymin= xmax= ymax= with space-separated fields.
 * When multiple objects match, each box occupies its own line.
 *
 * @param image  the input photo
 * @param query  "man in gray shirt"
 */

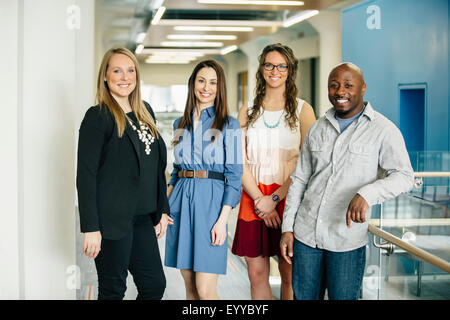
xmin=280 ymin=62 xmax=414 ymax=300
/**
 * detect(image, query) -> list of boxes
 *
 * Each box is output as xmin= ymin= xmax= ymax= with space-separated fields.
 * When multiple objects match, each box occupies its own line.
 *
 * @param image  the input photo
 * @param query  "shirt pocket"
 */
xmin=309 ymin=140 xmax=331 ymax=168
xmin=310 ymin=140 xmax=325 ymax=152
xmin=348 ymin=142 xmax=374 ymax=156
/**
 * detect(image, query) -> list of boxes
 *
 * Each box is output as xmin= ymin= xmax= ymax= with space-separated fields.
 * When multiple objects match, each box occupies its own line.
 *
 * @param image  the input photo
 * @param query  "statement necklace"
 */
xmin=262 ymin=110 xmax=284 ymax=129
xmin=126 ymin=115 xmax=155 ymax=155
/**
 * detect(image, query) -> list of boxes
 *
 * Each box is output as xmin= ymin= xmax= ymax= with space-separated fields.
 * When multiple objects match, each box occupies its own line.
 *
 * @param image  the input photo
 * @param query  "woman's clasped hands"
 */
xmin=254 ymin=196 xmax=281 ymax=229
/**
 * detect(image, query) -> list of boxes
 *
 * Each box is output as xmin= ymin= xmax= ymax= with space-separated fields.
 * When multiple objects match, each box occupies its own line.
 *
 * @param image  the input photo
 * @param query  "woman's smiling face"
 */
xmin=194 ymin=67 xmax=218 ymax=109
xmin=105 ymin=53 xmax=137 ymax=100
xmin=262 ymin=50 xmax=289 ymax=89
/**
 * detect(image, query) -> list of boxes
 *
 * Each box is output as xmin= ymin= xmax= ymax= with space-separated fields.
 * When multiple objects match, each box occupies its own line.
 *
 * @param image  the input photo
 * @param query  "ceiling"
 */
xmin=97 ymin=0 xmax=360 ymax=64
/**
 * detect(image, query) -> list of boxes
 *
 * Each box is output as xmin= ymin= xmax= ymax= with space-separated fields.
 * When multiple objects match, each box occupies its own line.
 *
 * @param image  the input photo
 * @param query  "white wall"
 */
xmin=309 ymin=11 xmax=342 ymax=115
xmin=0 ymin=0 xmax=95 ymax=299
xmin=140 ymin=62 xmax=197 ymax=87
xmin=0 ymin=0 xmax=20 ymax=299
xmin=221 ymin=51 xmax=248 ymax=114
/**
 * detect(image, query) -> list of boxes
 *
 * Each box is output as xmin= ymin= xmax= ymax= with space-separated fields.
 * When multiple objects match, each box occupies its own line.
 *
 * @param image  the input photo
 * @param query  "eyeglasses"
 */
xmin=263 ymin=63 xmax=288 ymax=72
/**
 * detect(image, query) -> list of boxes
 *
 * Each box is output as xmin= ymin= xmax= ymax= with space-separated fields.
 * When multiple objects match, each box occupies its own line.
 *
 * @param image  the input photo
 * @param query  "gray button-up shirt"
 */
xmin=282 ymin=102 xmax=414 ymax=252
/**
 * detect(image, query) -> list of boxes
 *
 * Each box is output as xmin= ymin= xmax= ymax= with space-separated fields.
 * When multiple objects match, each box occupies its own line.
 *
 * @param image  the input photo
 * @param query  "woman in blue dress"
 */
xmin=165 ymin=60 xmax=243 ymax=300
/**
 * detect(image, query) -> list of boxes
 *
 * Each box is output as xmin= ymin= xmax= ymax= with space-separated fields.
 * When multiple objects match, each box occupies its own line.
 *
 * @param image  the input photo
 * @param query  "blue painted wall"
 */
xmin=342 ymin=0 xmax=449 ymax=154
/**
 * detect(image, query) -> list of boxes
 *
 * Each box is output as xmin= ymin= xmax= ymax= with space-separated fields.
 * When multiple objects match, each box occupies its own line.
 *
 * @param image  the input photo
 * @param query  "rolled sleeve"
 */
xmin=221 ymin=118 xmax=243 ymax=208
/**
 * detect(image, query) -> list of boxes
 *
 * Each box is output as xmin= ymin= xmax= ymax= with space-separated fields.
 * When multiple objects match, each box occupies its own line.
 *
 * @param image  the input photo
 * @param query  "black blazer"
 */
xmin=76 ymin=102 xmax=169 ymax=240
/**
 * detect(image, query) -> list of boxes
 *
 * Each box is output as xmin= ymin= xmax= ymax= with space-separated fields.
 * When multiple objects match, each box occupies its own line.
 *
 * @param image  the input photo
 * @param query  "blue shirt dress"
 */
xmin=164 ymin=106 xmax=243 ymax=275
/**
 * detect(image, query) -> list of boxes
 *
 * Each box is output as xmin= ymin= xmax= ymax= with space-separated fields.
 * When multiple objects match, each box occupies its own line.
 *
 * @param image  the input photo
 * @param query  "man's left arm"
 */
xmin=347 ymin=125 xmax=415 ymax=227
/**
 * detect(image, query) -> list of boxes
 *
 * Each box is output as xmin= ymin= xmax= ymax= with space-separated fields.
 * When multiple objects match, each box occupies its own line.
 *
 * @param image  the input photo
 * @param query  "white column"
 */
xmin=0 ymin=0 xmax=95 ymax=299
xmin=239 ymin=38 xmax=271 ymax=103
xmin=308 ymin=11 xmax=342 ymax=116
xmin=0 ymin=0 xmax=20 ymax=299
xmin=221 ymin=50 xmax=249 ymax=114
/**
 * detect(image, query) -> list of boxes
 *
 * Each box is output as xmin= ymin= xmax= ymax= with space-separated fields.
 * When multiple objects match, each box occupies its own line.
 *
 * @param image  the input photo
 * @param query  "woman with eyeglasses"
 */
xmin=231 ymin=43 xmax=316 ymax=300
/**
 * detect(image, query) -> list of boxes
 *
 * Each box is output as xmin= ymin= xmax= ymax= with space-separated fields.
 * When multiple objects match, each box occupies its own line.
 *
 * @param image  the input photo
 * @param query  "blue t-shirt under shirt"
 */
xmin=335 ymin=107 xmax=365 ymax=133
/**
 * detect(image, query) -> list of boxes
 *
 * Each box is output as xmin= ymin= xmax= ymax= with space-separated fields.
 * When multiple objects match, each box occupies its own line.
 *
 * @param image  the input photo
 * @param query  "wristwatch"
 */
xmin=271 ymin=194 xmax=280 ymax=203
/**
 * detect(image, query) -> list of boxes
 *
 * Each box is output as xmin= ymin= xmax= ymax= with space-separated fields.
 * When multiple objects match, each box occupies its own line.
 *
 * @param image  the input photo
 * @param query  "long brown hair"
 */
xmin=96 ymin=47 xmax=159 ymax=138
xmin=247 ymin=43 xmax=299 ymax=130
xmin=174 ymin=60 xmax=229 ymax=144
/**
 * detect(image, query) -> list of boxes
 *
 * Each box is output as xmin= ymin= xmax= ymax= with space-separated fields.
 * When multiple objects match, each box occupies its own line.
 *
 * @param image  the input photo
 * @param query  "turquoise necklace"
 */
xmin=262 ymin=110 xmax=284 ymax=129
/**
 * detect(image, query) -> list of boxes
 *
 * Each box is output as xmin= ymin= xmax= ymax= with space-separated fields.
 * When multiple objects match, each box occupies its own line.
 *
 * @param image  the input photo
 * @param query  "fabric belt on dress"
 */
xmin=177 ymin=170 xmax=226 ymax=182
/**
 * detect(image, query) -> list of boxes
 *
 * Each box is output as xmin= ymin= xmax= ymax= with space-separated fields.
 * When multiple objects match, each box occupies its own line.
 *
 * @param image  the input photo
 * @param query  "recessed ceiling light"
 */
xmin=220 ymin=45 xmax=238 ymax=55
xmin=198 ymin=0 xmax=304 ymax=5
xmin=136 ymin=32 xmax=146 ymax=43
xmin=159 ymin=19 xmax=283 ymax=27
xmin=135 ymin=44 xmax=144 ymax=54
xmin=142 ymin=48 xmax=221 ymax=55
xmin=149 ymin=51 xmax=206 ymax=57
xmin=174 ymin=26 xmax=254 ymax=32
xmin=283 ymin=10 xmax=319 ymax=27
xmin=145 ymin=60 xmax=192 ymax=64
xmin=167 ymin=34 xmax=237 ymax=40
xmin=161 ymin=41 xmax=224 ymax=47
xmin=151 ymin=6 xmax=166 ymax=25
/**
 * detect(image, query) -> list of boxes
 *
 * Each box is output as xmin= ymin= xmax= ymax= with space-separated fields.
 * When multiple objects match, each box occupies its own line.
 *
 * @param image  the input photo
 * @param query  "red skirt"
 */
xmin=231 ymin=184 xmax=286 ymax=257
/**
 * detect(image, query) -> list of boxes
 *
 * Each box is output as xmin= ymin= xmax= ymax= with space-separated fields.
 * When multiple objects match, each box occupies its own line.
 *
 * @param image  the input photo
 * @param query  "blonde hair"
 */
xmin=96 ymin=47 xmax=159 ymax=138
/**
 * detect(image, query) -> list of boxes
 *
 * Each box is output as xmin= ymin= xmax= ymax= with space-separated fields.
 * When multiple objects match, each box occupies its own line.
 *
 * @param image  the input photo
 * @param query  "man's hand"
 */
xmin=280 ymin=232 xmax=294 ymax=264
xmin=262 ymin=210 xmax=281 ymax=229
xmin=346 ymin=194 xmax=369 ymax=228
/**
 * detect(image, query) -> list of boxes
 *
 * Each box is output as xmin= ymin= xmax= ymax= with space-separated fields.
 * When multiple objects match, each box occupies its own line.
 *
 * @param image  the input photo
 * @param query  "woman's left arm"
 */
xmin=211 ymin=119 xmax=244 ymax=246
xmin=220 ymin=118 xmax=244 ymax=209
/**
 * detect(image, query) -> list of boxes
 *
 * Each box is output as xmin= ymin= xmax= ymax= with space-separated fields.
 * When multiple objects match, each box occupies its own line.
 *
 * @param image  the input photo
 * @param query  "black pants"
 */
xmin=94 ymin=214 xmax=166 ymax=300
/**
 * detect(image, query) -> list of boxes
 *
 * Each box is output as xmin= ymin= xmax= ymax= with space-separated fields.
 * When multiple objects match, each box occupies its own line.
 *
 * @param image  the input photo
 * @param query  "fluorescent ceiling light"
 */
xmin=151 ymin=6 xmax=166 ymax=25
xmin=159 ymin=19 xmax=283 ymax=27
xmin=136 ymin=32 xmax=146 ymax=43
xmin=220 ymin=45 xmax=238 ymax=55
xmin=142 ymin=48 xmax=221 ymax=55
xmin=146 ymin=60 xmax=192 ymax=64
xmin=167 ymin=34 xmax=237 ymax=40
xmin=135 ymin=44 xmax=144 ymax=54
xmin=145 ymin=56 xmax=193 ymax=64
xmin=283 ymin=10 xmax=319 ymax=27
xmin=146 ymin=57 xmax=196 ymax=62
xmin=161 ymin=41 xmax=224 ymax=47
xmin=174 ymin=26 xmax=254 ymax=32
xmin=149 ymin=51 xmax=205 ymax=57
xmin=198 ymin=0 xmax=304 ymax=5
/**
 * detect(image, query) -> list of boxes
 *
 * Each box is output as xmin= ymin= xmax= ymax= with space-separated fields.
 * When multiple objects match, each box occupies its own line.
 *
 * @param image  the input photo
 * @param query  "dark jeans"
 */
xmin=94 ymin=214 xmax=166 ymax=300
xmin=292 ymin=238 xmax=366 ymax=300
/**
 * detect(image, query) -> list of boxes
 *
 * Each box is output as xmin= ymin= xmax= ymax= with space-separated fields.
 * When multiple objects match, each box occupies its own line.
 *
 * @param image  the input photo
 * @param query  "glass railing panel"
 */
xmin=375 ymin=175 xmax=450 ymax=299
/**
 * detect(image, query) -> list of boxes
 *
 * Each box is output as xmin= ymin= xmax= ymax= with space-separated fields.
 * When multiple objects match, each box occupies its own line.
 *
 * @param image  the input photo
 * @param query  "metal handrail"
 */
xmin=368 ymin=222 xmax=450 ymax=274
xmin=414 ymin=172 xmax=450 ymax=177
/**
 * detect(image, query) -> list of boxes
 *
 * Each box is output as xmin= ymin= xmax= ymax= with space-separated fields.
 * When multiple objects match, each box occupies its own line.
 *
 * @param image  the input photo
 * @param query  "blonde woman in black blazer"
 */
xmin=76 ymin=47 xmax=172 ymax=300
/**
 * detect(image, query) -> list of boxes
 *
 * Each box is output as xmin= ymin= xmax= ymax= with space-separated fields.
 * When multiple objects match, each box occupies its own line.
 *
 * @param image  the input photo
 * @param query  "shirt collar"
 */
xmin=204 ymin=105 xmax=215 ymax=118
xmin=192 ymin=105 xmax=215 ymax=119
xmin=361 ymin=101 xmax=374 ymax=121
